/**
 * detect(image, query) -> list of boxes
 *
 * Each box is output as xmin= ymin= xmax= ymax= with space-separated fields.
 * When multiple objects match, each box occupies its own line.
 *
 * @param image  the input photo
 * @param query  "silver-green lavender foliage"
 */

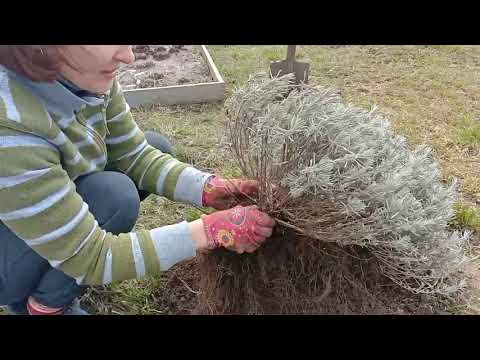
xmin=225 ymin=73 xmax=471 ymax=296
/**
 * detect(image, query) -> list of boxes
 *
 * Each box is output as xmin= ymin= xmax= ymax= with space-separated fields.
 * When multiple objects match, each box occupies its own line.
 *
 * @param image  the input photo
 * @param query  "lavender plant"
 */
xmin=224 ymin=73 xmax=470 ymax=296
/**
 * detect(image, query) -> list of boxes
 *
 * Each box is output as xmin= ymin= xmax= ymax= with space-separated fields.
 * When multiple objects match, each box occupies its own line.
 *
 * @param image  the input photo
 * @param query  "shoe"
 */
xmin=6 ymin=298 xmax=90 ymax=315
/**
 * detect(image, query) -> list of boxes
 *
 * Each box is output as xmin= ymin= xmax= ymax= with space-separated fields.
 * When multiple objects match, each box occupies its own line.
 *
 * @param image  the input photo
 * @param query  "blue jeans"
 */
xmin=0 ymin=131 xmax=173 ymax=309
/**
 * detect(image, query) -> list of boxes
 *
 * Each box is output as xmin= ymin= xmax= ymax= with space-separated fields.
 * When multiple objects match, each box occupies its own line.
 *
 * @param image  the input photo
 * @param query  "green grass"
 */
xmin=2 ymin=45 xmax=479 ymax=315
xmin=454 ymin=203 xmax=480 ymax=231
xmin=456 ymin=115 xmax=480 ymax=148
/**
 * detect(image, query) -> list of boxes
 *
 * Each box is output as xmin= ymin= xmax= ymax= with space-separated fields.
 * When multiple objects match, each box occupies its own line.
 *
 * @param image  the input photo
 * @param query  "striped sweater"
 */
xmin=0 ymin=66 xmax=212 ymax=285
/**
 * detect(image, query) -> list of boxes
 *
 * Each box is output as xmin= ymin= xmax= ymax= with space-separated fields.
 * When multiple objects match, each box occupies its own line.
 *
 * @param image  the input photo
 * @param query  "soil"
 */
xmin=118 ymin=45 xmax=213 ymax=90
xmin=168 ymin=256 xmax=444 ymax=315
xmin=152 ymin=232 xmax=451 ymax=315
xmin=153 ymin=259 xmax=201 ymax=315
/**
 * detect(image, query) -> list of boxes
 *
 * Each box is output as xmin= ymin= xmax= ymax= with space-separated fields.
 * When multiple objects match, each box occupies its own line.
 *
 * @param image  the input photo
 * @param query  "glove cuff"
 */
xmin=201 ymin=214 xmax=219 ymax=249
xmin=201 ymin=174 xmax=218 ymax=207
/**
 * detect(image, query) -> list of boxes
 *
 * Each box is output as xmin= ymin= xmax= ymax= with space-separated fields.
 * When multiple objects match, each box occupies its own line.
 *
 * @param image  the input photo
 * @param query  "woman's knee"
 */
xmin=144 ymin=131 xmax=175 ymax=156
xmin=75 ymin=172 xmax=140 ymax=234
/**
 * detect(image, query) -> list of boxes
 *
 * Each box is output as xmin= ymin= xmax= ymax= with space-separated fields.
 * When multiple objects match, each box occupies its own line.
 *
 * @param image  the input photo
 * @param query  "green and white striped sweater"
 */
xmin=0 ymin=66 xmax=212 ymax=285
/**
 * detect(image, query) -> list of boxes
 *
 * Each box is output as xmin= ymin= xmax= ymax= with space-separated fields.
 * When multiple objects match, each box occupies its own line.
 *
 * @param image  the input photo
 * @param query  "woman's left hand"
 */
xmin=202 ymin=175 xmax=258 ymax=210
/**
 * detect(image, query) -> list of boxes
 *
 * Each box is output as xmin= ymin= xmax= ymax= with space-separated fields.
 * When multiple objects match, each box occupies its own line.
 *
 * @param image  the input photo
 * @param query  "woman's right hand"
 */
xmin=190 ymin=205 xmax=276 ymax=254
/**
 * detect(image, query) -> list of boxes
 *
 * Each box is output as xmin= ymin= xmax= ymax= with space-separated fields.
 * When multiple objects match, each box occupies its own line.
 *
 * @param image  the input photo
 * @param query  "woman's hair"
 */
xmin=0 ymin=45 xmax=65 ymax=82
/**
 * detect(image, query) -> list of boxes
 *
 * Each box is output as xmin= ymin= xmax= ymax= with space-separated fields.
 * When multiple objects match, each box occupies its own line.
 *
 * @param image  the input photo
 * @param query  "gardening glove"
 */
xmin=202 ymin=174 xmax=258 ymax=210
xmin=201 ymin=205 xmax=276 ymax=253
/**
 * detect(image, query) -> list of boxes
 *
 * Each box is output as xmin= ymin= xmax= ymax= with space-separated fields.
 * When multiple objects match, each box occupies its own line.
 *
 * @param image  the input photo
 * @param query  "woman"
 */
xmin=0 ymin=45 xmax=275 ymax=315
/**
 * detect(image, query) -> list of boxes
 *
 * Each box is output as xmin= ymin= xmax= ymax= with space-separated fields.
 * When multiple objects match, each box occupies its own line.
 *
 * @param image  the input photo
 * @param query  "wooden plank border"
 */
xmin=123 ymin=45 xmax=225 ymax=108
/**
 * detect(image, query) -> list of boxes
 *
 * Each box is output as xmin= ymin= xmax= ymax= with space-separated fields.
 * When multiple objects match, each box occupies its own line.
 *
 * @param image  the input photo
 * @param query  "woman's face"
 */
xmin=59 ymin=45 xmax=135 ymax=94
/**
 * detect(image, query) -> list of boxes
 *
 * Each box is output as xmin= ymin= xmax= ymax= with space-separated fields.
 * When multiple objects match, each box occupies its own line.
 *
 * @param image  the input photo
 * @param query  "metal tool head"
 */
xmin=269 ymin=45 xmax=310 ymax=84
xmin=270 ymin=60 xmax=310 ymax=84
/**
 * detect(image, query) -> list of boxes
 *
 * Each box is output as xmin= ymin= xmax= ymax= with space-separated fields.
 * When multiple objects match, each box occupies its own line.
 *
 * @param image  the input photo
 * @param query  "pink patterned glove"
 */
xmin=201 ymin=205 xmax=276 ymax=253
xmin=202 ymin=175 xmax=258 ymax=210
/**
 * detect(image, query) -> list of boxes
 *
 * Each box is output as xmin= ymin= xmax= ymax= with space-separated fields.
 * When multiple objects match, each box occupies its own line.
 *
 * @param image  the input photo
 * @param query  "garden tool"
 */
xmin=270 ymin=45 xmax=310 ymax=84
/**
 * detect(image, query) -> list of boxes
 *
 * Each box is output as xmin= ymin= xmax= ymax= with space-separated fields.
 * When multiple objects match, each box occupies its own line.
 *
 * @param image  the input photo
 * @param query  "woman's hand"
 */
xmin=202 ymin=175 xmax=258 ymax=210
xmin=189 ymin=205 xmax=276 ymax=254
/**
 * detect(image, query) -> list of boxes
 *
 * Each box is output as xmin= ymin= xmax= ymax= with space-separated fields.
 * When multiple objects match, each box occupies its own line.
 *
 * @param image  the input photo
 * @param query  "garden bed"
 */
xmin=120 ymin=45 xmax=225 ymax=108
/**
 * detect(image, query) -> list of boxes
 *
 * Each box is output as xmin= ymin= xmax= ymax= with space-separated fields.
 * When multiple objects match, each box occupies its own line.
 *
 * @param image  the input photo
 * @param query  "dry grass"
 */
xmin=301 ymin=46 xmax=480 ymax=206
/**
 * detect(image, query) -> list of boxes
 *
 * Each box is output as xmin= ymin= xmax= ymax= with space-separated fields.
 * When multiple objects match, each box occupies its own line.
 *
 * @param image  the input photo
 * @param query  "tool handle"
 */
xmin=286 ymin=45 xmax=297 ymax=64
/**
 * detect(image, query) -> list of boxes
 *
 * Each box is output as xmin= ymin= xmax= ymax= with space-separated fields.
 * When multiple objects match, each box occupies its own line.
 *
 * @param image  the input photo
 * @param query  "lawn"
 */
xmin=1 ymin=45 xmax=479 ymax=315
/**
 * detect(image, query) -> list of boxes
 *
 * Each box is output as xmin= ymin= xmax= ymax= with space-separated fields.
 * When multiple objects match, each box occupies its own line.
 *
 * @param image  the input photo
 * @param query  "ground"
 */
xmin=118 ymin=45 xmax=211 ymax=89
xmin=1 ymin=45 xmax=479 ymax=315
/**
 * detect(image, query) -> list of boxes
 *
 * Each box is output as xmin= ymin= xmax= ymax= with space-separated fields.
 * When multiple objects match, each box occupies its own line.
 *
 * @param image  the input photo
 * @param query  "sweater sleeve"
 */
xmin=0 ymin=127 xmax=197 ymax=286
xmin=104 ymin=80 xmax=212 ymax=207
